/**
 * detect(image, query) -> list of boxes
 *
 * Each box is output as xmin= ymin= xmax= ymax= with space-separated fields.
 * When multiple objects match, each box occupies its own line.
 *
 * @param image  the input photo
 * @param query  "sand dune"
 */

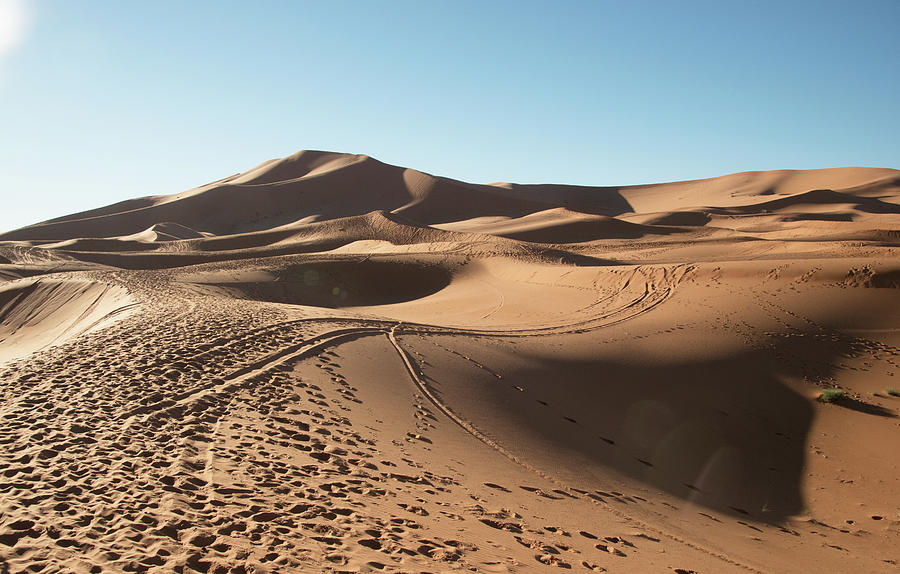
xmin=0 ymin=151 xmax=898 ymax=573
xmin=0 ymin=278 xmax=135 ymax=364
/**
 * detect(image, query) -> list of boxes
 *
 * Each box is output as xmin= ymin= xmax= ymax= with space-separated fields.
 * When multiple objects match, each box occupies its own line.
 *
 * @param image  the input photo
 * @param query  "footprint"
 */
xmin=479 ymin=518 xmax=523 ymax=533
xmin=535 ymin=553 xmax=571 ymax=568
xmin=596 ymin=543 xmax=626 ymax=557
xmin=484 ymin=482 xmax=512 ymax=492
xmin=358 ymin=538 xmax=382 ymax=550
xmin=632 ymin=532 xmax=660 ymax=542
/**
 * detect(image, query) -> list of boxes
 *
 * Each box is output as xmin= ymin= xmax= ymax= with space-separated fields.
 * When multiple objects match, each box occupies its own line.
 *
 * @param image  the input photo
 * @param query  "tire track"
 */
xmin=385 ymin=324 xmax=764 ymax=573
xmin=118 ymin=326 xmax=385 ymax=427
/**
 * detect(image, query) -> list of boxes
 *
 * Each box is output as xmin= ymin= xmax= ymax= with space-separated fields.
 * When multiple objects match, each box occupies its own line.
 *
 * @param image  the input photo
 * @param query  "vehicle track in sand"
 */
xmin=384 ymin=325 xmax=764 ymax=573
xmin=0 ymin=261 xmax=711 ymax=572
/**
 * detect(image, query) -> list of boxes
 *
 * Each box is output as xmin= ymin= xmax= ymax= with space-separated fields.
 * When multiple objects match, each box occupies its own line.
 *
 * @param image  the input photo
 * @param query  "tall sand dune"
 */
xmin=0 ymin=151 xmax=898 ymax=573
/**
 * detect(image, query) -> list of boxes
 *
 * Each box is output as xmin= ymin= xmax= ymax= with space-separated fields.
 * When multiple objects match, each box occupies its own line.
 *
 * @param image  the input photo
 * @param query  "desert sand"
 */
xmin=0 ymin=150 xmax=898 ymax=573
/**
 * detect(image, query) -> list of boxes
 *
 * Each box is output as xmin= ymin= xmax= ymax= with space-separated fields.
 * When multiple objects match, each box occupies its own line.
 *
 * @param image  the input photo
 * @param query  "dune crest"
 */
xmin=0 ymin=151 xmax=898 ymax=573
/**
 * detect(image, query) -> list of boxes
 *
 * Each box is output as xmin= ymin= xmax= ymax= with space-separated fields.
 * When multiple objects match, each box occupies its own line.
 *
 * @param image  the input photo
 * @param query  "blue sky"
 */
xmin=1 ymin=0 xmax=898 ymax=233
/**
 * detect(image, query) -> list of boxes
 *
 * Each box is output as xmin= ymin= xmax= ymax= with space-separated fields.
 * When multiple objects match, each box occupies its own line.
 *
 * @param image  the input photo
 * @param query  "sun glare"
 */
xmin=0 ymin=0 xmax=27 ymax=61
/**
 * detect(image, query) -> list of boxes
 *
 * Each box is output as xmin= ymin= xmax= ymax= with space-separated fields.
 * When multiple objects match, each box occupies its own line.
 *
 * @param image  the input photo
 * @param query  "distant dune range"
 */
xmin=0 ymin=151 xmax=898 ymax=573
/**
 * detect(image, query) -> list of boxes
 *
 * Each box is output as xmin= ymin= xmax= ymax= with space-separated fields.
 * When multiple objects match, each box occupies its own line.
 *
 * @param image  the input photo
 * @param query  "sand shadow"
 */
xmin=419 ymin=327 xmax=893 ymax=524
xmin=719 ymin=189 xmax=900 ymax=216
xmin=827 ymin=395 xmax=897 ymax=418
xmin=780 ymin=213 xmax=855 ymax=222
xmin=484 ymin=183 xmax=636 ymax=217
xmin=435 ymin=325 xmax=900 ymax=524
xmin=187 ymin=260 xmax=453 ymax=308
xmin=485 ymin=351 xmax=812 ymax=523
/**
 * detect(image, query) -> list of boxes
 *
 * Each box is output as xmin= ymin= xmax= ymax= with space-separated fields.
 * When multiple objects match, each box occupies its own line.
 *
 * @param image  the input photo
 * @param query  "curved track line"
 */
xmin=159 ymin=263 xmax=692 ymax=346
xmin=386 ymin=325 xmax=549 ymax=478
xmin=119 ymin=327 xmax=384 ymax=424
xmin=477 ymin=278 xmax=505 ymax=320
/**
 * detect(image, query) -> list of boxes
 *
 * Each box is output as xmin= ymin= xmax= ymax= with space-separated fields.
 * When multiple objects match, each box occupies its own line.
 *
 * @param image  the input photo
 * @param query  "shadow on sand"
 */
xmin=417 ymin=330 xmax=893 ymax=524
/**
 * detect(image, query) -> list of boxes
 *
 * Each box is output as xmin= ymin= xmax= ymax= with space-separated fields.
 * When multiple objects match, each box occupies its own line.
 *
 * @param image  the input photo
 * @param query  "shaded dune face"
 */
xmin=185 ymin=260 xmax=453 ymax=308
xmin=713 ymin=189 xmax=900 ymax=216
xmin=496 ymin=217 xmax=686 ymax=243
xmin=642 ymin=211 xmax=712 ymax=227
xmin=483 ymin=182 xmax=636 ymax=217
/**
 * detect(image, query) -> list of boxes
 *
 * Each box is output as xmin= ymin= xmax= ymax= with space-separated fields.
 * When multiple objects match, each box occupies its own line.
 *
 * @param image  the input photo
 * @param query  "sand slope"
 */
xmin=0 ymin=151 xmax=898 ymax=573
xmin=0 ymin=278 xmax=135 ymax=364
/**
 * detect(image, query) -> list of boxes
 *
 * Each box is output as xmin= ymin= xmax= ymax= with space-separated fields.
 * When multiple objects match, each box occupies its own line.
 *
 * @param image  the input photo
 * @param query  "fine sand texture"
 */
xmin=0 ymin=150 xmax=898 ymax=573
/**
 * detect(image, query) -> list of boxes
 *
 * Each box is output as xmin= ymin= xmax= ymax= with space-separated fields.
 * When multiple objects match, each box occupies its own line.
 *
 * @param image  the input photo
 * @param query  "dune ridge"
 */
xmin=0 ymin=151 xmax=898 ymax=573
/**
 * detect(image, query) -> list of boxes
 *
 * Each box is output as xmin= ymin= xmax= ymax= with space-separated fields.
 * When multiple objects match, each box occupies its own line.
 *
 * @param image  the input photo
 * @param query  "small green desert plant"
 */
xmin=886 ymin=388 xmax=900 ymax=397
xmin=818 ymin=389 xmax=844 ymax=403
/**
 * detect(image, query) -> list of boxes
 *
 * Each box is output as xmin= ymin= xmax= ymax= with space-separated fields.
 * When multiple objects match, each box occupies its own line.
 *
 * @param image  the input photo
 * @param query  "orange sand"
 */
xmin=0 ymin=151 xmax=898 ymax=572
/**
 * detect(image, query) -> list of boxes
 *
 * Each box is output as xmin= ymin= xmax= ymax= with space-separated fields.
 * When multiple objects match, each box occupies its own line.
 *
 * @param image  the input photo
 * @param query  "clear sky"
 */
xmin=1 ymin=0 xmax=898 ymax=233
